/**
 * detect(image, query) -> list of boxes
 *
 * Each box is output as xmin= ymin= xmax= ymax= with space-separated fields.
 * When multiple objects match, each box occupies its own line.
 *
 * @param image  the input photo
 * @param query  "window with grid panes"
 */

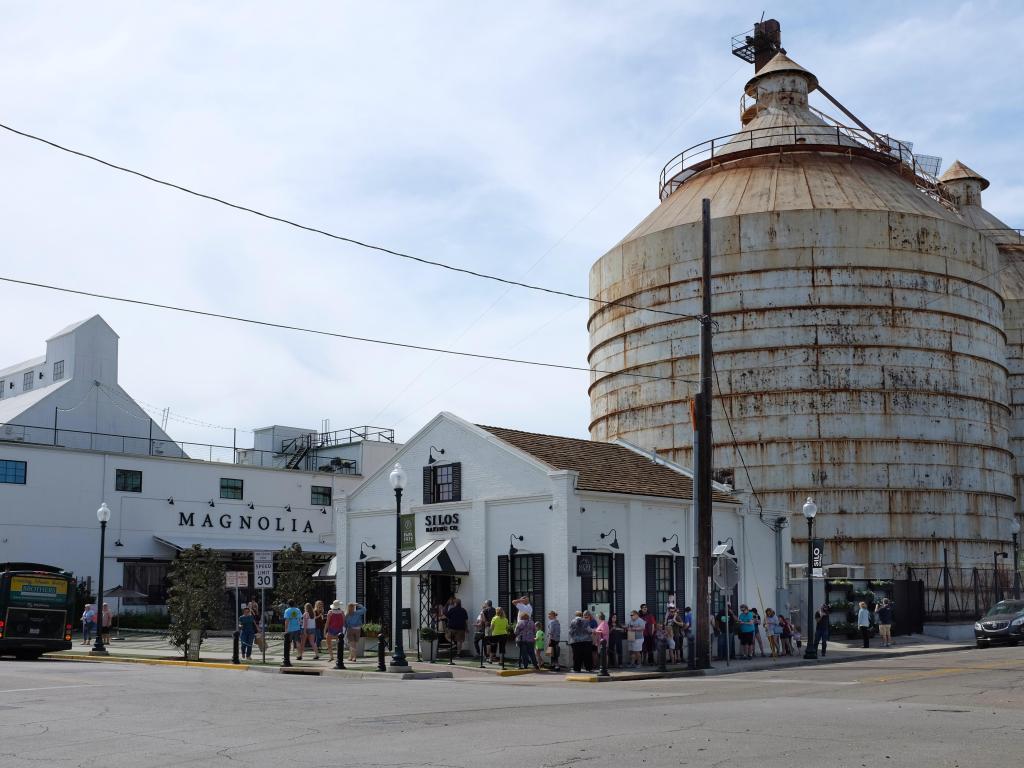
xmin=0 ymin=460 xmax=27 ymax=484
xmin=591 ymin=553 xmax=612 ymax=605
xmin=512 ymin=556 xmax=534 ymax=600
xmin=653 ymin=555 xmax=674 ymax=620
xmin=311 ymin=485 xmax=332 ymax=506
xmin=220 ymin=478 xmax=243 ymax=499
xmin=115 ymin=469 xmax=142 ymax=493
xmin=23 ymin=371 xmax=33 ymax=391
xmin=53 ymin=360 xmax=64 ymax=381
xmin=431 ymin=464 xmax=454 ymax=502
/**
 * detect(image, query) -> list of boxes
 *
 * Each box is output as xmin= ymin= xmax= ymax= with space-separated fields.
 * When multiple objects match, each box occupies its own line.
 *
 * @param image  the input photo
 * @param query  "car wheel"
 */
xmin=14 ymin=651 xmax=43 ymax=661
xmin=976 ymin=640 xmax=990 ymax=649
xmin=1010 ymin=640 xmax=1020 ymax=647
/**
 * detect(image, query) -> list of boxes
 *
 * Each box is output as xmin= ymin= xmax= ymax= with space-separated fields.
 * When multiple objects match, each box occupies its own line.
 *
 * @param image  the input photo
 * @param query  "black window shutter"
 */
xmin=498 ymin=554 xmax=510 ymax=619
xmin=422 ymin=466 xmax=433 ymax=504
xmin=614 ymin=552 xmax=626 ymax=620
xmin=451 ymin=462 xmax=462 ymax=502
xmin=645 ymin=555 xmax=657 ymax=620
xmin=355 ymin=561 xmax=366 ymax=606
xmin=579 ymin=556 xmax=593 ymax=612
xmin=674 ymin=555 xmax=686 ymax=608
xmin=531 ymin=554 xmax=545 ymax=625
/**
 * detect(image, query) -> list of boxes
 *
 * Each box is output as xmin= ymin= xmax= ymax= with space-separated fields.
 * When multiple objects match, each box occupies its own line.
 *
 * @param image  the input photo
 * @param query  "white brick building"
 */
xmin=334 ymin=412 xmax=786 ymax=652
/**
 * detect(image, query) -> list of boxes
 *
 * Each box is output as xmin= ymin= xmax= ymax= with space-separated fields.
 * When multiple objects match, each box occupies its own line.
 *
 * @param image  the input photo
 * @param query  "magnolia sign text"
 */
xmin=178 ymin=512 xmax=314 ymax=534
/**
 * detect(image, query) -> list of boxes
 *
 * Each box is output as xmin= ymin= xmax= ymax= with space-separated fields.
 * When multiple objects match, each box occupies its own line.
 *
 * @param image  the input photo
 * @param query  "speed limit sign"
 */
xmin=254 ymin=551 xmax=274 ymax=589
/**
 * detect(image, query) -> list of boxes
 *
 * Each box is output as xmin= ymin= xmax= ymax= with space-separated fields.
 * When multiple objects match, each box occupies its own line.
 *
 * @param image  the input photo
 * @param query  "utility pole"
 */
xmin=693 ymin=198 xmax=714 ymax=669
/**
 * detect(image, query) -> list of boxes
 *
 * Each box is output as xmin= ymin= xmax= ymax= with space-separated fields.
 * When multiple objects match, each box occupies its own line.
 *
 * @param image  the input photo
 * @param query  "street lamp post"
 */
xmin=388 ymin=463 xmax=409 ymax=670
xmin=802 ymin=497 xmax=818 ymax=660
xmin=1012 ymin=519 xmax=1021 ymax=600
xmin=993 ymin=550 xmax=1009 ymax=603
xmin=91 ymin=502 xmax=111 ymax=656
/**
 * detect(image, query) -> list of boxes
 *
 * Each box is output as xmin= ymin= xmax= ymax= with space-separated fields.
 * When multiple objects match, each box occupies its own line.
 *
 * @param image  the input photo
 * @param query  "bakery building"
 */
xmin=333 ymin=412 xmax=786 ymax=648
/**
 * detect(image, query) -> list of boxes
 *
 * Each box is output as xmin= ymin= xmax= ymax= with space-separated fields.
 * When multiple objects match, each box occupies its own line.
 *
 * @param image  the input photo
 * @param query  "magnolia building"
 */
xmin=0 ymin=316 xmax=401 ymax=607
xmin=333 ymin=412 xmax=787 ymax=651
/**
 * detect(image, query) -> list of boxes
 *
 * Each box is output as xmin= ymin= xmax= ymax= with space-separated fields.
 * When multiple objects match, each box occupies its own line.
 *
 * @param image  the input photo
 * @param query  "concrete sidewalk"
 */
xmin=56 ymin=632 xmax=971 ymax=681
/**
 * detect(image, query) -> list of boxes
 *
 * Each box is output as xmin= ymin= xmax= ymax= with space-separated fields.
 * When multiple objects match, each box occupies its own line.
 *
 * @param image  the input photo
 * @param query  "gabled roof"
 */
xmin=46 ymin=314 xmax=118 ymax=342
xmin=938 ymin=160 xmax=989 ymax=190
xmin=0 ymin=355 xmax=45 ymax=380
xmin=477 ymin=425 xmax=741 ymax=503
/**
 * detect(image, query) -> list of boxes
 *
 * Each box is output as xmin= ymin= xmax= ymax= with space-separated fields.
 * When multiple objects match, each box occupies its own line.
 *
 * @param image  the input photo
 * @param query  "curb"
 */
xmin=562 ymin=644 xmax=972 ymax=682
xmin=54 ymin=654 xmax=248 ymax=671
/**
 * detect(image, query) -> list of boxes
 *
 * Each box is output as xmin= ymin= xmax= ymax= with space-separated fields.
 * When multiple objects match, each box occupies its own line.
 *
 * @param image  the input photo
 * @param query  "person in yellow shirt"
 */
xmin=489 ymin=607 xmax=509 ymax=664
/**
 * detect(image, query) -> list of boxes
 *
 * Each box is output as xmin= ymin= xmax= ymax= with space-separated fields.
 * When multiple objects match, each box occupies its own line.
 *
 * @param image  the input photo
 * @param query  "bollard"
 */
xmin=598 ymin=640 xmax=610 ymax=677
xmin=377 ymin=632 xmax=386 ymax=672
xmin=282 ymin=631 xmax=292 ymax=668
xmin=232 ymin=630 xmax=240 ymax=665
xmin=657 ymin=642 xmax=667 ymax=673
xmin=334 ymin=636 xmax=346 ymax=670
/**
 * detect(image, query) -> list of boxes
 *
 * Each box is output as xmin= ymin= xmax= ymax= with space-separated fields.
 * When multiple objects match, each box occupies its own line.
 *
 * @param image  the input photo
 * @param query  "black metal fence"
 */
xmin=0 ymin=421 xmax=357 ymax=473
xmin=902 ymin=564 xmax=1019 ymax=622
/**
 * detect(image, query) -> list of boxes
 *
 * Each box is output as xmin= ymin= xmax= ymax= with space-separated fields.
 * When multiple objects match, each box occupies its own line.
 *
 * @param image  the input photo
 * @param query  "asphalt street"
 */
xmin=1 ymin=646 xmax=1021 ymax=768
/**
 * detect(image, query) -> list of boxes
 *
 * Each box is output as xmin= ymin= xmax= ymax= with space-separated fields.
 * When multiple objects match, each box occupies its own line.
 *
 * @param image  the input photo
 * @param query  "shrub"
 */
xmin=166 ymin=545 xmax=225 ymax=658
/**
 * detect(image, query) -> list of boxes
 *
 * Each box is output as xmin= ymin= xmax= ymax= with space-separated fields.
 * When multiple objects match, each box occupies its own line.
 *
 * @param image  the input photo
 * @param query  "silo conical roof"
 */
xmin=744 ymin=52 xmax=818 ymax=96
xmin=939 ymin=159 xmax=990 ymax=190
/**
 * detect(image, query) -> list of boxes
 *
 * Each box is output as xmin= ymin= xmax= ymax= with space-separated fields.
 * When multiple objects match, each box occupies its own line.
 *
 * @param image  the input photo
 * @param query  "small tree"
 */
xmin=166 ymin=545 xmax=225 ymax=658
xmin=272 ymin=543 xmax=315 ymax=610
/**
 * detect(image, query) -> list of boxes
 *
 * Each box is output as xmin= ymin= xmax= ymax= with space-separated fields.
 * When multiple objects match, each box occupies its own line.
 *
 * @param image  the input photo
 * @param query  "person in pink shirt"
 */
xmin=594 ymin=612 xmax=610 ymax=668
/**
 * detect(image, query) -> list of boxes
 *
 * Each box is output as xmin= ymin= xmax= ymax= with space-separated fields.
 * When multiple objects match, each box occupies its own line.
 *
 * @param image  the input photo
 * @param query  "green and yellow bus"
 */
xmin=0 ymin=563 xmax=74 ymax=659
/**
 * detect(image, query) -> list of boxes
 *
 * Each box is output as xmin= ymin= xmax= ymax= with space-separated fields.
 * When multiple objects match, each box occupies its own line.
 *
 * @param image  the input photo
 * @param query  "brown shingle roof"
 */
xmin=477 ymin=425 xmax=741 ymax=504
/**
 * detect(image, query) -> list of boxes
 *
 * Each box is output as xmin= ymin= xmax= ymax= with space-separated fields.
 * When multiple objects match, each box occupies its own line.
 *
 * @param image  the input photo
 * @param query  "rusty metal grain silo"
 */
xmin=588 ymin=53 xmax=1016 ymax=577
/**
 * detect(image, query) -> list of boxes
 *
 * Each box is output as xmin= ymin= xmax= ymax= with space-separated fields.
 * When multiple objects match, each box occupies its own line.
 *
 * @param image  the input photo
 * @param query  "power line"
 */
xmin=0 ymin=275 xmax=699 ymax=386
xmin=0 ymin=120 xmax=702 ymax=324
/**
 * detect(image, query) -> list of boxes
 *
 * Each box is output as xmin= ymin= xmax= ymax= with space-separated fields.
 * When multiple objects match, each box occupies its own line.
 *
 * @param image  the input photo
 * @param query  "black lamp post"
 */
xmin=91 ymin=502 xmax=111 ymax=656
xmin=993 ymin=550 xmax=1008 ymax=603
xmin=802 ymin=496 xmax=818 ymax=660
xmin=388 ymin=463 xmax=409 ymax=669
xmin=1012 ymin=519 xmax=1021 ymax=600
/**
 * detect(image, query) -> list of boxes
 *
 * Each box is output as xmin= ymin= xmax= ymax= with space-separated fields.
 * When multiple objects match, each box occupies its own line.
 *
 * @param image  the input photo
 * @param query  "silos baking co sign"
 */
xmin=424 ymin=512 xmax=460 ymax=534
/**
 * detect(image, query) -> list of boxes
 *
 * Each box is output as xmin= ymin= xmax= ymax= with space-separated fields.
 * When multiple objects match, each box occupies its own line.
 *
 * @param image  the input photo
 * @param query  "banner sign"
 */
xmin=400 ymin=514 xmax=416 ymax=551
xmin=10 ymin=576 xmax=67 ymax=604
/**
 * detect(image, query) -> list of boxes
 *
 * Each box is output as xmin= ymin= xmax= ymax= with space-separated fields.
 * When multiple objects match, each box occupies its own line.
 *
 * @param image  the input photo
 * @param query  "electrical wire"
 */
xmin=0 ymin=275 xmax=699 ymax=386
xmin=0 ymin=120 xmax=702 ymax=324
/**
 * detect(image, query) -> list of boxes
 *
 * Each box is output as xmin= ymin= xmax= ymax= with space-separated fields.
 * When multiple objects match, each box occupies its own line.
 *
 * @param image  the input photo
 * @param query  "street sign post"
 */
xmin=225 ymin=571 xmax=248 ymax=628
xmin=254 ymin=552 xmax=273 ymax=665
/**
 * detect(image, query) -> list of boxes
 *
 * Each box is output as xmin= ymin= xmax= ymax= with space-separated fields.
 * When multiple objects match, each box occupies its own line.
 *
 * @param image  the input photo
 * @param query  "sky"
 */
xmin=1 ymin=1 xmax=1021 ymax=448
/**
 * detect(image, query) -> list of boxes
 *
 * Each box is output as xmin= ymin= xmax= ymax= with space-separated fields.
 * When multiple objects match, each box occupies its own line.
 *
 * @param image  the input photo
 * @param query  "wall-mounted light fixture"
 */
xmin=662 ymin=533 xmax=681 ymax=554
xmin=359 ymin=541 xmax=376 ymax=561
xmin=599 ymin=528 xmax=620 ymax=550
xmin=114 ymin=539 xmax=124 ymax=547
xmin=320 ymin=507 xmax=327 ymax=514
xmin=167 ymin=497 xmax=174 ymax=505
xmin=208 ymin=500 xmax=215 ymax=508
xmin=285 ymin=505 xmax=292 ymax=513
xmin=428 ymin=446 xmax=446 ymax=465
xmin=247 ymin=502 xmax=255 ymax=510
xmin=509 ymin=533 xmax=524 ymax=556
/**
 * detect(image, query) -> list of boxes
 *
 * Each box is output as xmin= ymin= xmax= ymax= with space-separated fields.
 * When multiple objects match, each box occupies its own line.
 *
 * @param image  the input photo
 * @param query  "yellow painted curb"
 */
xmin=495 ymin=668 xmax=536 ymax=677
xmin=565 ymin=674 xmax=599 ymax=683
xmin=56 ymin=654 xmax=248 ymax=671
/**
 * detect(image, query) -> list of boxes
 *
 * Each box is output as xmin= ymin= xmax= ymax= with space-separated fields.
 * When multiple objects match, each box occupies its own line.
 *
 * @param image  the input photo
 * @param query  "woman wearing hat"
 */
xmin=325 ymin=600 xmax=346 ymax=662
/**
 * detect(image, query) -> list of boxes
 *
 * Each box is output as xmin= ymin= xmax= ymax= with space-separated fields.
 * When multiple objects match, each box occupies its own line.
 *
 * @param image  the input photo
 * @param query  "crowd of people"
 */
xmin=79 ymin=602 xmax=112 ymax=645
xmin=237 ymin=591 xmax=897 ymax=667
